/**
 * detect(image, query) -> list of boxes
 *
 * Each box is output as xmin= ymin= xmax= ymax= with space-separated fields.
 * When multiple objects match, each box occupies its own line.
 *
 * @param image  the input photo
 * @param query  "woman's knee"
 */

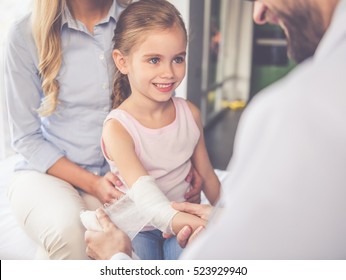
xmin=7 ymin=171 xmax=89 ymax=259
xmin=39 ymin=216 xmax=88 ymax=259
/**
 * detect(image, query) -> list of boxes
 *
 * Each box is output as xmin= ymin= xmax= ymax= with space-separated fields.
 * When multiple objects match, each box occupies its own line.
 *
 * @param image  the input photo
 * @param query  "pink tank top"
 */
xmin=102 ymin=97 xmax=200 ymax=202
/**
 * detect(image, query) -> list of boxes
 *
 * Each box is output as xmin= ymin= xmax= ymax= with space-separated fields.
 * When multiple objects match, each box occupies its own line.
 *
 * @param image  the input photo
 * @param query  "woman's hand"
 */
xmin=185 ymin=166 xmax=203 ymax=203
xmin=47 ymin=157 xmax=124 ymax=204
xmin=92 ymin=172 xmax=125 ymax=204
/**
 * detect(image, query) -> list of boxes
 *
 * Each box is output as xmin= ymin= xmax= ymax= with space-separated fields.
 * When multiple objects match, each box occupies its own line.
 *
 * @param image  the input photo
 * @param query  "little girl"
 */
xmin=102 ymin=0 xmax=221 ymax=260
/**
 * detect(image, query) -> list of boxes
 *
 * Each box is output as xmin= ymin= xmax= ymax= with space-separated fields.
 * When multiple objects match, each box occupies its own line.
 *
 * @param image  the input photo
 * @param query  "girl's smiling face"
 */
xmin=121 ymin=25 xmax=187 ymax=104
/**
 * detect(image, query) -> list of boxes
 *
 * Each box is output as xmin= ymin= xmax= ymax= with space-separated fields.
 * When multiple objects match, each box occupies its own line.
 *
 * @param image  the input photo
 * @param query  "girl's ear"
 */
xmin=112 ymin=49 xmax=128 ymax=74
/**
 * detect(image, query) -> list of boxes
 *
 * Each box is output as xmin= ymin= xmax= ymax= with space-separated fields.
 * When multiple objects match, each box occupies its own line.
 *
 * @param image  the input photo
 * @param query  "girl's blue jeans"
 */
xmin=132 ymin=229 xmax=183 ymax=260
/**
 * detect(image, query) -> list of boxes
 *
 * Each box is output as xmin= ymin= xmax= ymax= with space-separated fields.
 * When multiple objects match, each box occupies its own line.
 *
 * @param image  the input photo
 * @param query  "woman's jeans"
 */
xmin=132 ymin=229 xmax=183 ymax=260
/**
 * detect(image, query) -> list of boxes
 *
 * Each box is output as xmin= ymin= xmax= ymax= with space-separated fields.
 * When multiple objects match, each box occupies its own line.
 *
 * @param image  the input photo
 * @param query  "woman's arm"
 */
xmin=184 ymin=167 xmax=203 ymax=203
xmin=47 ymin=158 xmax=123 ymax=203
xmin=187 ymin=101 xmax=221 ymax=205
xmin=4 ymin=19 xmax=64 ymax=172
xmin=4 ymin=21 xmax=123 ymax=203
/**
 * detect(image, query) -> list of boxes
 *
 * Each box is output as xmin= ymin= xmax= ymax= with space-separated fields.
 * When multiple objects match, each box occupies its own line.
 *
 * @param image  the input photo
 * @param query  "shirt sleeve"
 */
xmin=4 ymin=19 xmax=64 ymax=172
xmin=110 ymin=252 xmax=133 ymax=260
xmin=181 ymin=70 xmax=346 ymax=259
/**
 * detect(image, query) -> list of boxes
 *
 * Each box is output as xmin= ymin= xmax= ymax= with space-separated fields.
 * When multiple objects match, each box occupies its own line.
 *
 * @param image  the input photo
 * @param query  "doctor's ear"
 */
xmin=112 ymin=49 xmax=128 ymax=74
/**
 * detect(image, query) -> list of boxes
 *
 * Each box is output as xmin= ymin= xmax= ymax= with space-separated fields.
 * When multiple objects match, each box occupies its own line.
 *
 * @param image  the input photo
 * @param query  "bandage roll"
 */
xmin=127 ymin=176 xmax=178 ymax=235
xmin=80 ymin=210 xmax=102 ymax=231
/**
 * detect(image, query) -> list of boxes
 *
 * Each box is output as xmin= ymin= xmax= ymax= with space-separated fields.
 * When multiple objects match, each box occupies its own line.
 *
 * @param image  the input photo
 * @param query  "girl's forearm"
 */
xmin=171 ymin=212 xmax=207 ymax=235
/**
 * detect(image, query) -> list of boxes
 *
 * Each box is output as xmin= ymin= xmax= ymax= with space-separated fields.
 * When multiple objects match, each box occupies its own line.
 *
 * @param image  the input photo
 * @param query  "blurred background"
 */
xmin=0 ymin=0 xmax=295 ymax=169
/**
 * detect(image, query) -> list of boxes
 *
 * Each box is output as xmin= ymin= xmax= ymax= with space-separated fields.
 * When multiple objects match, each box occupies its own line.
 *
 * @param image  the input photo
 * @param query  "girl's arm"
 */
xmin=102 ymin=119 xmax=206 ymax=234
xmin=187 ymin=101 xmax=221 ymax=205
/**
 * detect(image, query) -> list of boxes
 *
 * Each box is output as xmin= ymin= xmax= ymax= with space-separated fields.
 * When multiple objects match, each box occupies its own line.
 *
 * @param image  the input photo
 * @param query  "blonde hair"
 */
xmin=111 ymin=0 xmax=187 ymax=109
xmin=32 ymin=0 xmax=133 ymax=117
xmin=32 ymin=0 xmax=65 ymax=116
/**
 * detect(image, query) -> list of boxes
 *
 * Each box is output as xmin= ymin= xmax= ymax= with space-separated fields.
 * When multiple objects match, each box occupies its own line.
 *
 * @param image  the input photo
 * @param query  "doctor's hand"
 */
xmin=176 ymin=225 xmax=205 ymax=248
xmin=85 ymin=208 xmax=132 ymax=260
xmin=184 ymin=167 xmax=203 ymax=203
xmin=172 ymin=201 xmax=213 ymax=221
xmin=164 ymin=202 xmax=214 ymax=248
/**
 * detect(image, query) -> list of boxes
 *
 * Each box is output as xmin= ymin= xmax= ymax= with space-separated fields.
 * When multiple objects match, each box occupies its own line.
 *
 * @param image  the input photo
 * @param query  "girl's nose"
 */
xmin=160 ymin=63 xmax=174 ymax=79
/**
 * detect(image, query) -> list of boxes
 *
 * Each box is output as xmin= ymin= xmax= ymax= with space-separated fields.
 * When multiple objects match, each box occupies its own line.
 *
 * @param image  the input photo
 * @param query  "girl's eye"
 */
xmin=149 ymin=57 xmax=160 ymax=64
xmin=173 ymin=56 xmax=185 ymax=64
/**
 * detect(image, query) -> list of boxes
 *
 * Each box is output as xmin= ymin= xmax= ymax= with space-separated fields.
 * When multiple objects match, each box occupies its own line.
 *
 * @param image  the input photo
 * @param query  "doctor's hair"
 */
xmin=31 ymin=0 xmax=132 ymax=117
xmin=111 ymin=0 xmax=187 ymax=109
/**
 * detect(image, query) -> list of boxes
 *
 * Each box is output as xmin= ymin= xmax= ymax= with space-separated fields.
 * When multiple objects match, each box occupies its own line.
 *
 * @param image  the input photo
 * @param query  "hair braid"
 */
xmin=112 ymin=70 xmax=131 ymax=109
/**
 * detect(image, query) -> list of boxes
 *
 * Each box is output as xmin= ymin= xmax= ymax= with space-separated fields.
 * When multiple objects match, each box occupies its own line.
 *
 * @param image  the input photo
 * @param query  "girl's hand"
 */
xmin=92 ymin=172 xmax=125 ymax=204
xmin=185 ymin=166 xmax=203 ymax=203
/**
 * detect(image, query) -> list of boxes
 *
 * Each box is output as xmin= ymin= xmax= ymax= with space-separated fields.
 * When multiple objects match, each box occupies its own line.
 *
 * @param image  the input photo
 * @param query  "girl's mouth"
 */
xmin=153 ymin=83 xmax=174 ymax=92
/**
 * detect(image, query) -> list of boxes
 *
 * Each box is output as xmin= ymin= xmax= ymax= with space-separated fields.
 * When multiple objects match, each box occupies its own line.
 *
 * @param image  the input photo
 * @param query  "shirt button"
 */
xmin=99 ymin=53 xmax=105 ymax=60
xmin=102 ymin=83 xmax=108 ymax=90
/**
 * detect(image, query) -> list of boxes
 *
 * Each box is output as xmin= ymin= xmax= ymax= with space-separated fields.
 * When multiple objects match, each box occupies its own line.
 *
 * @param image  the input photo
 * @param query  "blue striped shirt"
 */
xmin=4 ymin=1 xmax=124 ymax=175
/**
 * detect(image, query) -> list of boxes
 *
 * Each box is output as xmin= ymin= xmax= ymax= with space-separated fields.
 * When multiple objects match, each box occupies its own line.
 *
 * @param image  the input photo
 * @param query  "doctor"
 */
xmin=85 ymin=0 xmax=346 ymax=259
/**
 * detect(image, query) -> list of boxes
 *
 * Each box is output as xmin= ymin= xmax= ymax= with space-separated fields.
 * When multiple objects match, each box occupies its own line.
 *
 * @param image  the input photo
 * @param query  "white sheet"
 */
xmin=0 ymin=155 xmax=229 ymax=260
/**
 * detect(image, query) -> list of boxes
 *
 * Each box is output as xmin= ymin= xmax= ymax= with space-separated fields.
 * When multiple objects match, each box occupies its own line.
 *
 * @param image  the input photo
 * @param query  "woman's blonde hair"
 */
xmin=111 ymin=0 xmax=187 ymax=109
xmin=32 ymin=0 xmax=65 ymax=116
xmin=32 ymin=0 xmax=132 ymax=116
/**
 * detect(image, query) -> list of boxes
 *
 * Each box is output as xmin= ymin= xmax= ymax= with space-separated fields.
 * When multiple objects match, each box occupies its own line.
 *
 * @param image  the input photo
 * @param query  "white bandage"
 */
xmin=127 ymin=176 xmax=178 ymax=235
xmin=80 ymin=195 xmax=152 ymax=240
xmin=80 ymin=210 xmax=102 ymax=231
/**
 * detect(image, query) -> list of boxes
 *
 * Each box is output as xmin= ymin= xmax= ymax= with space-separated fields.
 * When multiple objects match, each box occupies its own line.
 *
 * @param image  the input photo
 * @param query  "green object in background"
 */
xmin=250 ymin=23 xmax=296 ymax=98
xmin=251 ymin=60 xmax=296 ymax=95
